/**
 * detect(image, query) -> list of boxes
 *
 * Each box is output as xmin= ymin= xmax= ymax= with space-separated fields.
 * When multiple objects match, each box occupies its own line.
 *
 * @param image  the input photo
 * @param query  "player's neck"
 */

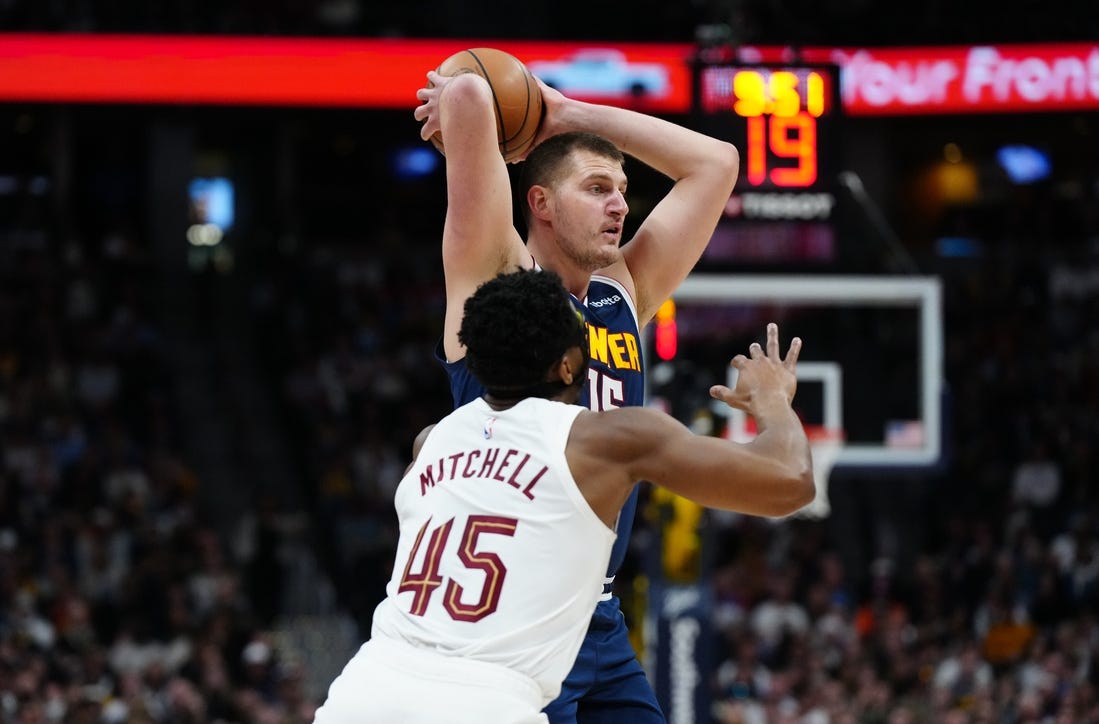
xmin=482 ymin=394 xmax=521 ymax=411
xmin=528 ymin=246 xmax=591 ymax=301
xmin=483 ymin=382 xmax=573 ymax=411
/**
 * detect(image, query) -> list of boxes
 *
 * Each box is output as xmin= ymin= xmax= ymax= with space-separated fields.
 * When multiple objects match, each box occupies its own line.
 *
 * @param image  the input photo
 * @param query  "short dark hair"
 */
xmin=459 ymin=269 xmax=586 ymax=394
xmin=519 ymin=132 xmax=625 ymax=227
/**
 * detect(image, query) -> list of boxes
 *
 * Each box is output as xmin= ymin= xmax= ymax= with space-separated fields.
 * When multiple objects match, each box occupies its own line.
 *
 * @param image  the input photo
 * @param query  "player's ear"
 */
xmin=549 ymin=355 xmax=570 ymax=386
xmin=557 ymin=346 xmax=583 ymax=385
xmin=528 ymin=185 xmax=551 ymax=221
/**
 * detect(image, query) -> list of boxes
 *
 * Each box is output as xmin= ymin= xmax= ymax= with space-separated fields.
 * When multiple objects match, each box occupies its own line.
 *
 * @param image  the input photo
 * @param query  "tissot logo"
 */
xmin=729 ymin=192 xmax=835 ymax=220
xmin=588 ymin=295 xmax=622 ymax=308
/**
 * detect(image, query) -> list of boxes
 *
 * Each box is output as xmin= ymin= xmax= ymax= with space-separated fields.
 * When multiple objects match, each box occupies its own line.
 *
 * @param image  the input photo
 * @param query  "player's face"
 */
xmin=550 ymin=150 xmax=628 ymax=272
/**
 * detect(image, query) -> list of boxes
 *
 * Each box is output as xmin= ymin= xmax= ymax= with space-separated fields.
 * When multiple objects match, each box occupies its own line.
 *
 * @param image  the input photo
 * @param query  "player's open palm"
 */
xmin=710 ymin=323 xmax=801 ymax=416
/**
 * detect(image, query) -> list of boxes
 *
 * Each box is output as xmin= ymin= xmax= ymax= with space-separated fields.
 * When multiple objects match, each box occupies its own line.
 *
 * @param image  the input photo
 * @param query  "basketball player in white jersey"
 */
xmin=313 ymin=269 xmax=813 ymax=723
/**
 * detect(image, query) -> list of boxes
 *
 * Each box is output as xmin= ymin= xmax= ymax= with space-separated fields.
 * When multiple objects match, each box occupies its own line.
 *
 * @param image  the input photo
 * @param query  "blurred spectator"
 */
xmin=1011 ymin=439 xmax=1064 ymax=539
xmin=748 ymin=567 xmax=809 ymax=665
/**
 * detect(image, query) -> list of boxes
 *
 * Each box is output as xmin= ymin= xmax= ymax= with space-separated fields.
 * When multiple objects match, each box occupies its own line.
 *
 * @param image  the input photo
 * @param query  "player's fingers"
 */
xmin=729 ymin=354 xmax=749 ymax=370
xmin=710 ymin=385 xmax=749 ymax=410
xmin=748 ymin=341 xmax=764 ymax=359
xmin=714 ymin=386 xmax=752 ymax=412
xmin=532 ymin=76 xmax=556 ymax=98
xmin=766 ymin=323 xmax=780 ymax=359
xmin=784 ymin=337 xmax=803 ymax=369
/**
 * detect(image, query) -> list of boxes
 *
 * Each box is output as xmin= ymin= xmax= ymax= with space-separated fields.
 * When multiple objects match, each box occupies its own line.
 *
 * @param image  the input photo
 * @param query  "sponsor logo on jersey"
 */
xmin=587 ymin=294 xmax=622 ymax=308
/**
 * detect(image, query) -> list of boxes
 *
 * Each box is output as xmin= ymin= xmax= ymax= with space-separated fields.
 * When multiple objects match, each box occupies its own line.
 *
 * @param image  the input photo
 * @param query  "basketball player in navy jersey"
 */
xmin=415 ymin=69 xmax=739 ymax=723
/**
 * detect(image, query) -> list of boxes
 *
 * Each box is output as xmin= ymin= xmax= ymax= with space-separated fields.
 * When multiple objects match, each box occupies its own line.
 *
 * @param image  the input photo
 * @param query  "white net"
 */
xmin=795 ymin=427 xmax=844 ymax=519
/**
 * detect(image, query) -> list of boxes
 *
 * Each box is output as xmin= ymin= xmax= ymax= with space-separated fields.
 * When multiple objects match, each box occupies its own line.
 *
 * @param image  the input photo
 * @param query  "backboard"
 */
xmin=648 ymin=273 xmax=944 ymax=470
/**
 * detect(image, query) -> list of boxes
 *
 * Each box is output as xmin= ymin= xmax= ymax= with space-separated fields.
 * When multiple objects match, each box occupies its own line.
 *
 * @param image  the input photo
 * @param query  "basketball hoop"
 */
xmin=798 ymin=425 xmax=845 ymax=519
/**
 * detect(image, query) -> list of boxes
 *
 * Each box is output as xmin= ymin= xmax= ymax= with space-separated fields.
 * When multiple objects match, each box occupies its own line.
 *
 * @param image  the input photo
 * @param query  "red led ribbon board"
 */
xmin=0 ymin=34 xmax=694 ymax=111
xmin=3 ymin=35 xmax=1098 ymax=115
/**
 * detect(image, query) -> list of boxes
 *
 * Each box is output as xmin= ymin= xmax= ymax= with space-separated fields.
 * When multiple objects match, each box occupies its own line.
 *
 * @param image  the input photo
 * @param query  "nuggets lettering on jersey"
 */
xmin=417 ymin=447 xmax=548 ymax=500
xmin=586 ymin=323 xmax=640 ymax=372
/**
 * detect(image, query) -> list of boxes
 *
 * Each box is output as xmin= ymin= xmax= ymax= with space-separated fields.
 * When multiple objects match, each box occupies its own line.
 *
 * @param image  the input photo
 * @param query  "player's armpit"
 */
xmin=406 ymin=424 xmax=437 ymax=475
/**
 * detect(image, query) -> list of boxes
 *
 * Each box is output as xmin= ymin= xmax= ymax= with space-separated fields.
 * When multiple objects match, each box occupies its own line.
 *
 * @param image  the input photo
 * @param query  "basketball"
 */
xmin=429 ymin=48 xmax=544 ymax=163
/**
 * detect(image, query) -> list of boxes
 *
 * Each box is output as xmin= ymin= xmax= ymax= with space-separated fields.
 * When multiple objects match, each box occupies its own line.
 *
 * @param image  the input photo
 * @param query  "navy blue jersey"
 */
xmin=436 ymin=274 xmax=645 ymax=582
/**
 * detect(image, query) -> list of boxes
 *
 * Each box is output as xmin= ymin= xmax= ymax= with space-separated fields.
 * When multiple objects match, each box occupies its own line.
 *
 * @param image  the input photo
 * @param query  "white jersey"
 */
xmin=370 ymin=396 xmax=617 ymax=705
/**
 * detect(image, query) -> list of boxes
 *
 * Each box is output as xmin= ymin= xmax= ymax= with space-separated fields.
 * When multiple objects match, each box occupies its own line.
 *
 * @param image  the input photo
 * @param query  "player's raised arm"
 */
xmin=534 ymin=80 xmax=740 ymax=326
xmin=569 ymin=323 xmax=813 ymax=524
xmin=415 ymin=71 xmax=531 ymax=362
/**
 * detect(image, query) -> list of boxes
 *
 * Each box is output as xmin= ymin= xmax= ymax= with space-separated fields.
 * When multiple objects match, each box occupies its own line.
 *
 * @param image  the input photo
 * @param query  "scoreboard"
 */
xmin=700 ymin=65 xmax=836 ymax=188
xmin=693 ymin=62 xmax=842 ymax=265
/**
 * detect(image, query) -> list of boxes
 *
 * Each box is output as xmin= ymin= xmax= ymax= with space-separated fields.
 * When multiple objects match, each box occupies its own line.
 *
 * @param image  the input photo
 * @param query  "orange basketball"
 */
xmin=429 ymin=48 xmax=544 ymax=163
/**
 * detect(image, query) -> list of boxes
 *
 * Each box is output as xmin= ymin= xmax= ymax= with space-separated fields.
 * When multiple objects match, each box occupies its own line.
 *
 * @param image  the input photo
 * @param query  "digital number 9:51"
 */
xmin=733 ymin=70 xmax=824 ymax=189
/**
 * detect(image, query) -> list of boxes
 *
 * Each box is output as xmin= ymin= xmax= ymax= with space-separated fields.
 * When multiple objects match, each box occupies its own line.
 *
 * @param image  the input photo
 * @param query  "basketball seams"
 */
xmin=429 ymin=47 xmax=542 ymax=163
xmin=464 ymin=49 xmax=510 ymax=156
xmin=511 ymin=67 xmax=540 ymax=152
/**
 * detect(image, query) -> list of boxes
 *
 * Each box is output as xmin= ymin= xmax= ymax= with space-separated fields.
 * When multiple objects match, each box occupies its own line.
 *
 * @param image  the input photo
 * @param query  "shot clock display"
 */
xmin=693 ymin=62 xmax=842 ymax=266
xmin=699 ymin=64 xmax=836 ymax=189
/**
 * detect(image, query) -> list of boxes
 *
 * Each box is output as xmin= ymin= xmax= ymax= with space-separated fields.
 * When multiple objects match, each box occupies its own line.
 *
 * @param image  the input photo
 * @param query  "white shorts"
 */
xmin=313 ymin=637 xmax=549 ymax=724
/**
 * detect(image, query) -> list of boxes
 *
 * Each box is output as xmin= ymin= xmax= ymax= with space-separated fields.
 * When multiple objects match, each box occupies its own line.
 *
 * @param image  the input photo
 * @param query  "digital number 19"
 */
xmin=745 ymin=113 xmax=817 ymax=188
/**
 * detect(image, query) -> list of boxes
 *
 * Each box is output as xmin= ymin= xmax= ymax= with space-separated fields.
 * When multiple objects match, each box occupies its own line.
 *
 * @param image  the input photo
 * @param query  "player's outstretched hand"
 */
xmin=709 ymin=323 xmax=801 ymax=416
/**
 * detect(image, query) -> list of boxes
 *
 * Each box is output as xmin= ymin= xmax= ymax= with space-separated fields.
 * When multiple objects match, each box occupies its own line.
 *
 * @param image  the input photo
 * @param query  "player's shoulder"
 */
xmin=412 ymin=424 xmax=437 ymax=458
xmin=588 ymin=264 xmax=633 ymax=299
xmin=586 ymin=269 xmax=640 ymax=326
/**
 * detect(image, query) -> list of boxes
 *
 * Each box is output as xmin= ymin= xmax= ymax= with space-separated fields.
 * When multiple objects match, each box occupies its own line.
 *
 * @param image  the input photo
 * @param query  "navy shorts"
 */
xmin=543 ymin=597 xmax=666 ymax=724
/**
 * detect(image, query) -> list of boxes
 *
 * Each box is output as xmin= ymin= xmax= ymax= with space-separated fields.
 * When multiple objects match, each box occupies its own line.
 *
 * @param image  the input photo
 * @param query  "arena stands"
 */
xmin=2 ymin=5 xmax=1099 ymax=721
